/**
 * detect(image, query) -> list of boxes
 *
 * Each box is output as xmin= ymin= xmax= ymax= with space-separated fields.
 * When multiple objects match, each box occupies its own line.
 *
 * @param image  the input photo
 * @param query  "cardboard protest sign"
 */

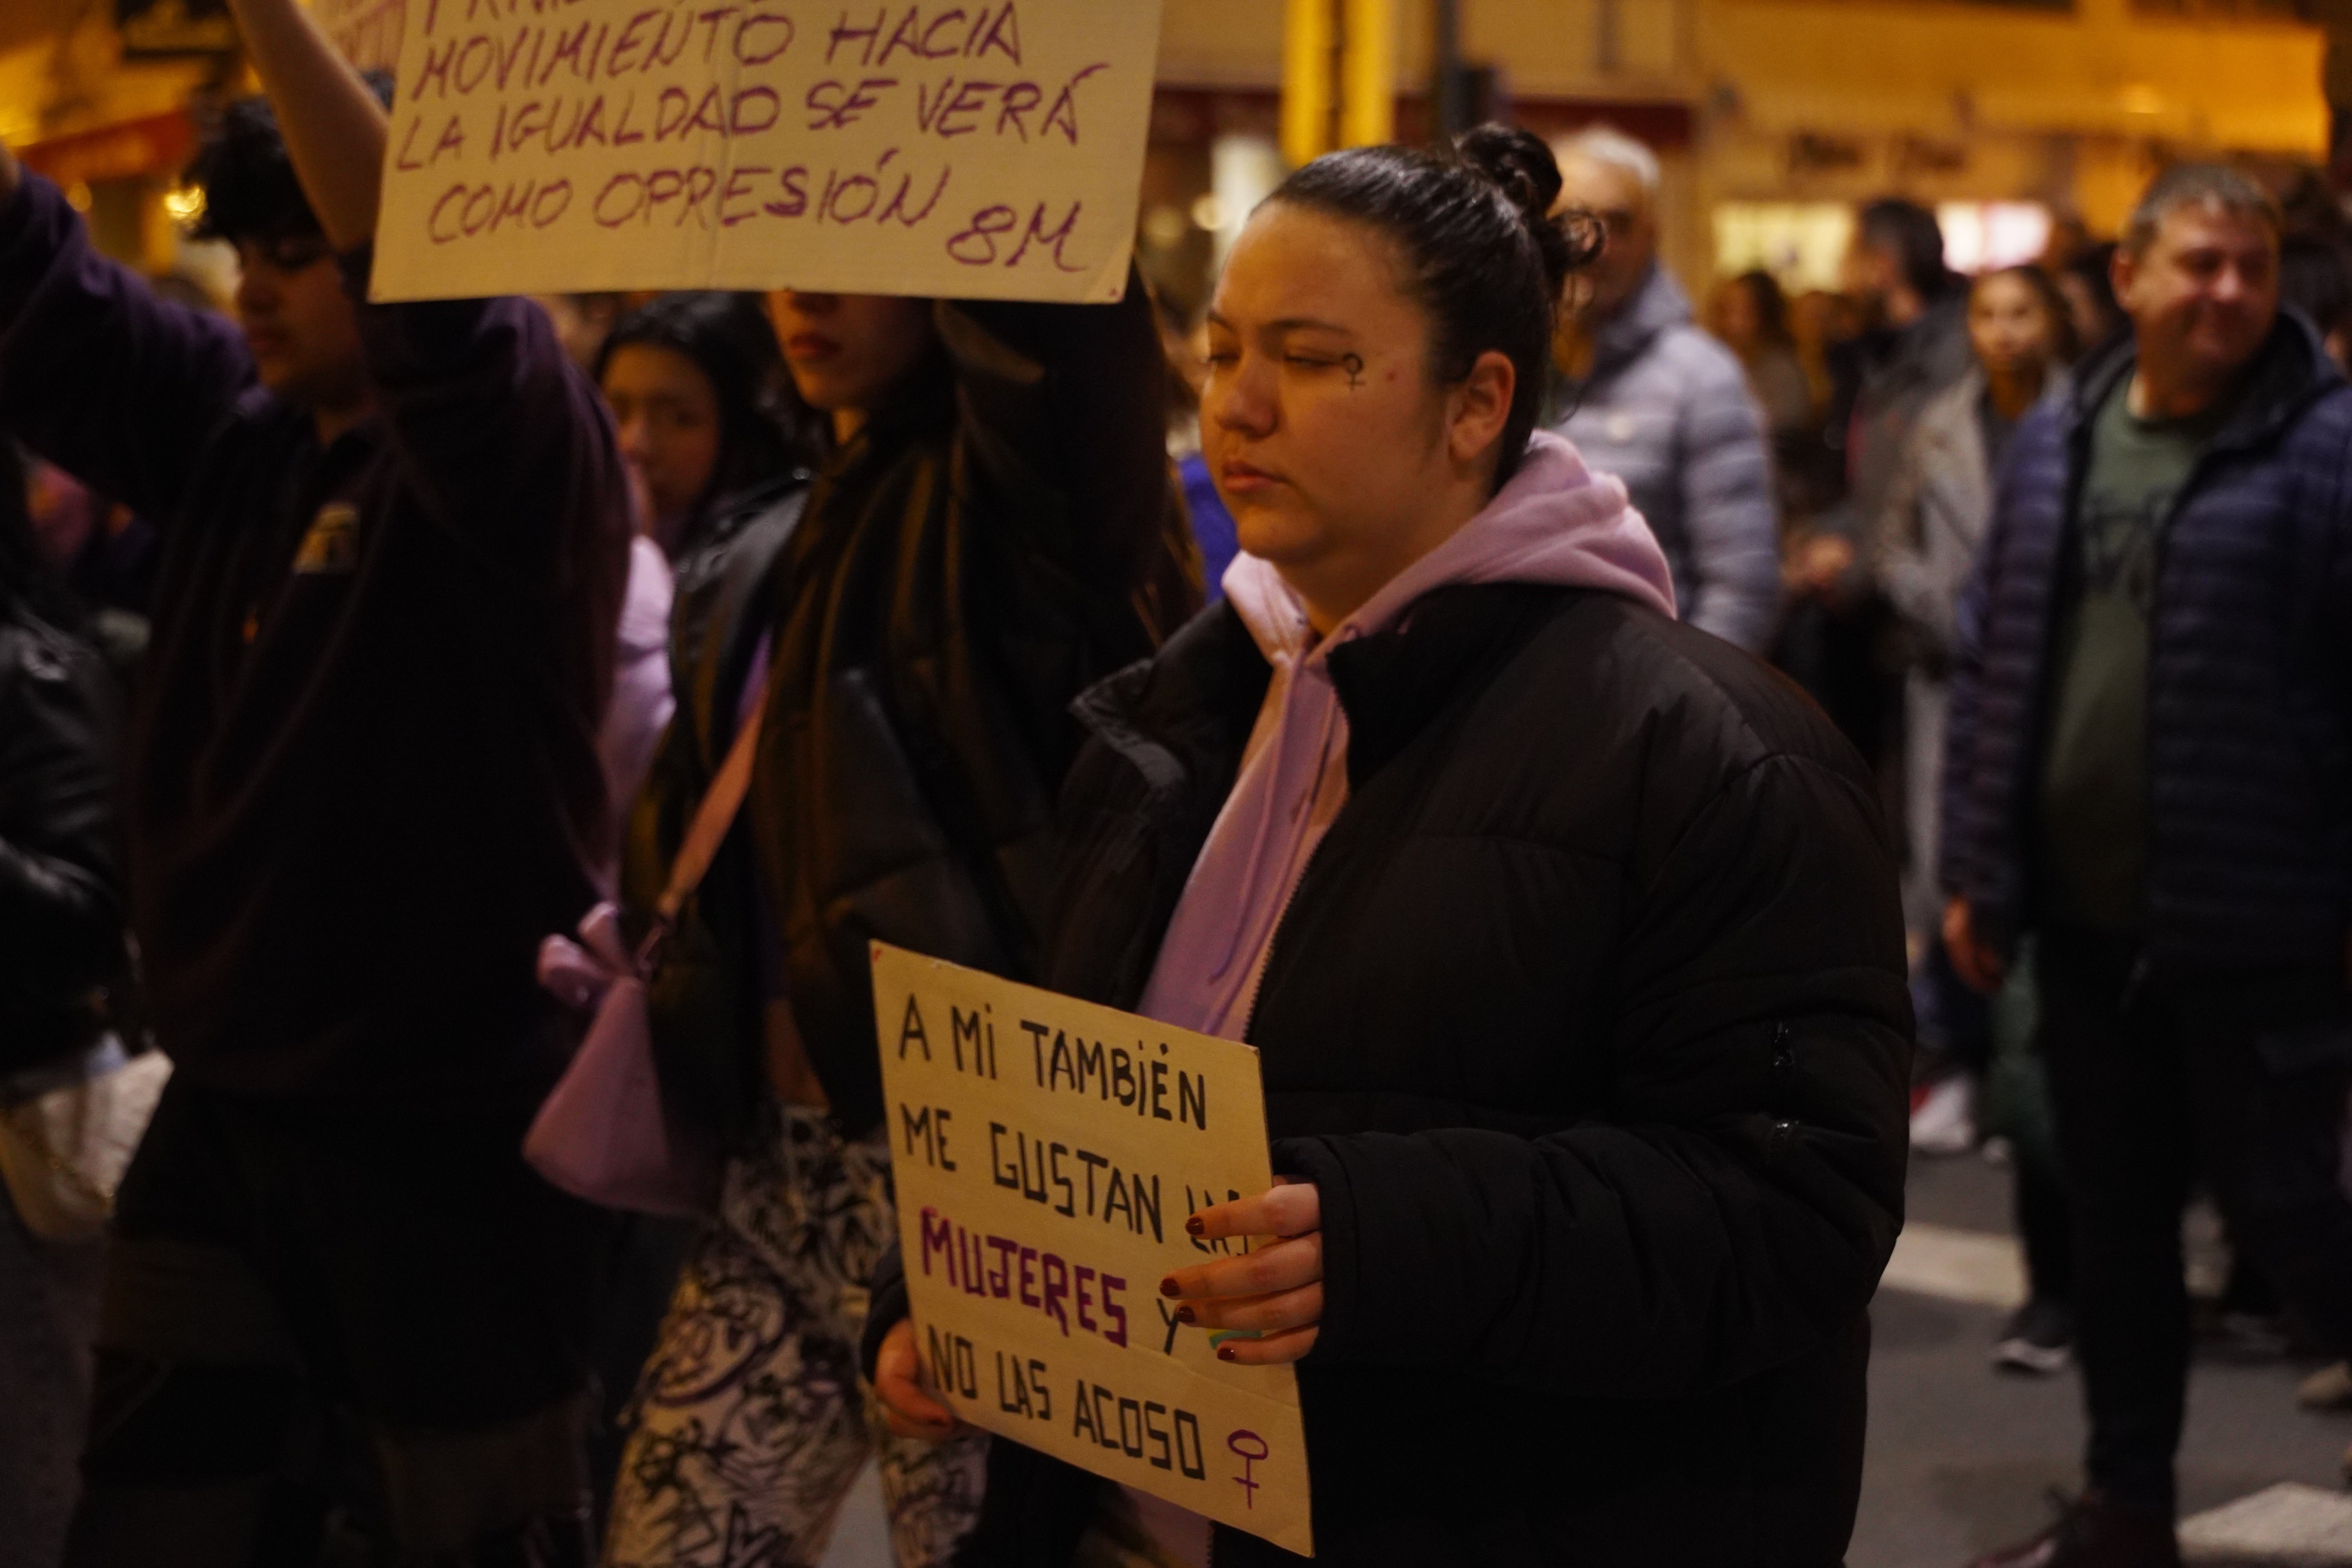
xmin=870 ymin=942 xmax=1314 ymax=1557
xmin=370 ymin=0 xmax=1163 ymax=303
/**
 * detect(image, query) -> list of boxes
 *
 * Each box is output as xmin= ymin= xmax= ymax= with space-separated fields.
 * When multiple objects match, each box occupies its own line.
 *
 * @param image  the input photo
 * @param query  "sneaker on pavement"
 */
xmin=1994 ymin=1298 xmax=2074 ymax=1376
xmin=2206 ymin=1309 xmax=2290 ymax=1363
xmin=2303 ymin=1361 xmax=2352 ymax=1410
xmin=1966 ymin=1489 xmax=2179 ymax=1568
xmin=1911 ymin=1074 xmax=1978 ymax=1156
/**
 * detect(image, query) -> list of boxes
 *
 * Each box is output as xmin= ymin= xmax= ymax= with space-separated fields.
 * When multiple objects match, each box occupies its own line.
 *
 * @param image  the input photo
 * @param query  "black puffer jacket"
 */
xmin=0 ymin=609 xmax=127 ymax=1076
xmin=631 ymin=276 xmax=1187 ymax=1147
xmin=946 ymin=584 xmax=1913 ymax=1567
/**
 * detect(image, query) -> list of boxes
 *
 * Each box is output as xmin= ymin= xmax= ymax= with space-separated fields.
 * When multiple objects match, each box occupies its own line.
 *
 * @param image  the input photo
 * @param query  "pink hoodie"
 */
xmin=1135 ymin=430 xmax=1677 ymax=1041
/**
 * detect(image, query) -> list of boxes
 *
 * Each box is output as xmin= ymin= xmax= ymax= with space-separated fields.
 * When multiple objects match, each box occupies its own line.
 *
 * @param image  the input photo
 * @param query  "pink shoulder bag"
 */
xmin=527 ymin=668 xmax=773 ymax=1216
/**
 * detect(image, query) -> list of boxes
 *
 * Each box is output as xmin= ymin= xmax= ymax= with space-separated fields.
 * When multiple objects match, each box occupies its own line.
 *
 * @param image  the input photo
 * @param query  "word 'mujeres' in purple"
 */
xmin=919 ymin=1204 xmax=1131 ymax=1347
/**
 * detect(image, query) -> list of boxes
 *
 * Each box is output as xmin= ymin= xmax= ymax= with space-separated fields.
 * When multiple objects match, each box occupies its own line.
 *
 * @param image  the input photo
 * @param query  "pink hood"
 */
xmin=1136 ymin=431 xmax=1675 ymax=1040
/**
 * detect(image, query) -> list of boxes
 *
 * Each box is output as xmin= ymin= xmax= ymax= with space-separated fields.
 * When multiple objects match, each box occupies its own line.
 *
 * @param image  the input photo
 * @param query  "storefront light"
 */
xmin=162 ymin=181 xmax=207 ymax=228
xmin=1938 ymin=202 xmax=2052 ymax=274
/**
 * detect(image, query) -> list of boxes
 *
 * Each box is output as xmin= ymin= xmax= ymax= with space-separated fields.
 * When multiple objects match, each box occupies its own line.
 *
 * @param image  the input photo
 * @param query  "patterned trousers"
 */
xmin=601 ymin=1106 xmax=988 ymax=1568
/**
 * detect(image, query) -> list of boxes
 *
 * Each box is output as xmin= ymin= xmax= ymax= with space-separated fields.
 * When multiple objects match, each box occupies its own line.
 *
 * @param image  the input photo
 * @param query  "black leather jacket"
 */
xmin=621 ymin=472 xmax=806 ymax=1147
xmin=0 ymin=609 xmax=129 ymax=1076
xmin=625 ymin=274 xmax=1190 ymax=1147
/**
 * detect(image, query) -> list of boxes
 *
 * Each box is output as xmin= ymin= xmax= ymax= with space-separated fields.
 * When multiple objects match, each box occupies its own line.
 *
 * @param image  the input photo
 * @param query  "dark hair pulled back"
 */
xmin=1269 ymin=123 xmax=1599 ymax=486
xmin=595 ymin=291 xmax=809 ymax=530
xmin=187 ymin=70 xmax=396 ymax=244
xmin=1857 ymin=198 xmax=1960 ymax=304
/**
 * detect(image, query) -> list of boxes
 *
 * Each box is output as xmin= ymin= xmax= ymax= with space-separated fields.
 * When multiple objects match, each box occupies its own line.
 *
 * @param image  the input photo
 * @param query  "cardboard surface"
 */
xmin=370 ymin=0 xmax=1162 ymax=302
xmin=870 ymin=942 xmax=1313 ymax=1557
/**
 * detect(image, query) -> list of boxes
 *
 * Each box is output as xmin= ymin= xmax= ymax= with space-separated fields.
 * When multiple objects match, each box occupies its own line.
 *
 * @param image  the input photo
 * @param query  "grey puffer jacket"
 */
xmin=1555 ymin=263 xmax=1782 ymax=651
xmin=1873 ymin=368 xmax=2066 ymax=674
xmin=1873 ymin=370 xmax=1991 ymax=672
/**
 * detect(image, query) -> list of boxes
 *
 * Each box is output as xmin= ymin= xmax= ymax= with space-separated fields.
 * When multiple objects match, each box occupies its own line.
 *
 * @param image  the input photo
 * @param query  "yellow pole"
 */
xmin=1283 ymin=0 xmax=1396 ymax=166
xmin=1340 ymin=0 xmax=1395 ymax=151
xmin=1283 ymin=0 xmax=1338 ymax=169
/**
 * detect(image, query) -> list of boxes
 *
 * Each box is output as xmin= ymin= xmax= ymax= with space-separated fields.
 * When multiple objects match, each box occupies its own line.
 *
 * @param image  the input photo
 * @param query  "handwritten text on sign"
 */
xmin=870 ymin=943 xmax=1312 ymax=1556
xmin=370 ymin=1 xmax=1164 ymax=303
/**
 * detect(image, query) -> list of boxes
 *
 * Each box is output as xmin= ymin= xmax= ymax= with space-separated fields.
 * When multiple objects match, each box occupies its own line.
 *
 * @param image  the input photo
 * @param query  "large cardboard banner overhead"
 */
xmin=316 ymin=0 xmax=408 ymax=74
xmin=870 ymin=943 xmax=1314 ymax=1557
xmin=369 ymin=0 xmax=1164 ymax=303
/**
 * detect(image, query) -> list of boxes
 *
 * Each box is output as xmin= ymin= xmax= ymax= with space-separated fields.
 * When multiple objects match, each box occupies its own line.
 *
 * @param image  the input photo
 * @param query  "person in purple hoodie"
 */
xmin=0 ymin=0 xmax=630 ymax=1559
xmin=866 ymin=127 xmax=1913 ymax=1568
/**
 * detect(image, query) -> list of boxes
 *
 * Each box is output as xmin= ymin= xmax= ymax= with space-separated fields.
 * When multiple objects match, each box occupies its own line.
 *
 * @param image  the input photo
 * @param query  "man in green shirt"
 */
xmin=2035 ymin=380 xmax=2234 ymax=937
xmin=1955 ymin=167 xmax=2352 ymax=1568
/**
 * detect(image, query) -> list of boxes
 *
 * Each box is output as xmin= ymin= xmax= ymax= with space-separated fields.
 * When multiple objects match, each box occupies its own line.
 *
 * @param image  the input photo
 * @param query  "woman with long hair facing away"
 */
xmin=869 ymin=127 xmax=1911 ymax=1566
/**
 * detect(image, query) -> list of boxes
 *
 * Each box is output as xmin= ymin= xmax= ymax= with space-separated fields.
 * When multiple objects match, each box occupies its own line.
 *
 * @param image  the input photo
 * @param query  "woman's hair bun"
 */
xmin=1456 ymin=124 xmax=1559 ymax=224
xmin=1452 ymin=122 xmax=1593 ymax=298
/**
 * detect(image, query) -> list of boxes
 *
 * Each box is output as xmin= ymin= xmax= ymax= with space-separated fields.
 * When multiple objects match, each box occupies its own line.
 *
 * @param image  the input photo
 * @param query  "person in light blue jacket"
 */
xmin=1551 ymin=125 xmax=1781 ymax=651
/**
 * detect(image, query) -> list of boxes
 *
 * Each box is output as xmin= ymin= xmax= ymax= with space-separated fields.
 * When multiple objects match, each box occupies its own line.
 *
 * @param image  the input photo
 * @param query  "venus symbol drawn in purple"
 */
xmin=1227 ymin=1429 xmax=1270 ymax=1507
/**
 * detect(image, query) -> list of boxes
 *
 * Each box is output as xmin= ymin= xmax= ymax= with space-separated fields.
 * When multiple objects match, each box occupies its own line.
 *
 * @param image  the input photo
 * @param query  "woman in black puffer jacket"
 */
xmin=869 ymin=128 xmax=1913 ymax=1568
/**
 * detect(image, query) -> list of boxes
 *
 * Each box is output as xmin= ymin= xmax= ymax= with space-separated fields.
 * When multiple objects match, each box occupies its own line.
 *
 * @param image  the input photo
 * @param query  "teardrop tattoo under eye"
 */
xmin=1341 ymin=352 xmax=1366 ymax=390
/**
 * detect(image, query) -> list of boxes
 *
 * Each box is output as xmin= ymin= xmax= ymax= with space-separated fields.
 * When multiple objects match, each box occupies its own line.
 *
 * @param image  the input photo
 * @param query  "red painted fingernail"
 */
xmin=1185 ymin=1215 xmax=1205 ymax=1236
xmin=1175 ymin=1305 xmax=1196 ymax=1324
xmin=1160 ymin=1277 xmax=1181 ymax=1297
xmin=1216 ymin=1344 xmax=1237 ymax=1361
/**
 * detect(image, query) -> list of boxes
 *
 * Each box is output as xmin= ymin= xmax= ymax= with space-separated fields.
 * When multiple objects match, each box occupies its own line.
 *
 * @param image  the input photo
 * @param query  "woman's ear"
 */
xmin=1447 ymin=349 xmax=1518 ymax=473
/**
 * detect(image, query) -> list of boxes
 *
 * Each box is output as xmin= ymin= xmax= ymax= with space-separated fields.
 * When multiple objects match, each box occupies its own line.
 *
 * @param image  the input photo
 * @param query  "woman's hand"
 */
xmin=1158 ymin=1178 xmax=1323 ymax=1366
xmin=872 ymin=1318 xmax=959 ymax=1441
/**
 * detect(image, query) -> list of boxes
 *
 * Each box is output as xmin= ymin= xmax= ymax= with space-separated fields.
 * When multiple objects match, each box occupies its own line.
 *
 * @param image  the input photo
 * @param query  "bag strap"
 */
xmin=641 ymin=657 xmax=776 ymax=969
xmin=644 ymin=482 xmax=811 ymax=951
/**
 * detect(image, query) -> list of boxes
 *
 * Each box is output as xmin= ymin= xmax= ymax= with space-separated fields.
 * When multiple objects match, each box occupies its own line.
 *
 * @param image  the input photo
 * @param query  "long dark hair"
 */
xmin=594 ymin=292 xmax=809 ymax=529
xmin=1974 ymin=263 xmax=2081 ymax=366
xmin=1858 ymin=198 xmax=1962 ymax=304
xmin=2062 ymin=242 xmax=2122 ymax=348
xmin=1733 ymin=269 xmax=1795 ymax=350
xmin=2279 ymin=234 xmax=2352 ymax=343
xmin=1267 ymin=123 xmax=1601 ymax=487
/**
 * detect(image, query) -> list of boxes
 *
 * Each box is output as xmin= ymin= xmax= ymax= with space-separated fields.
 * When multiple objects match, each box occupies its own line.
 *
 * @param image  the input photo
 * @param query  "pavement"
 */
xmin=11 ymin=1120 xmax=2342 ymax=1568
xmin=818 ymin=1468 xmax=894 ymax=1568
xmin=0 ymin=1188 xmax=102 ymax=1568
xmin=1853 ymin=1151 xmax=2352 ymax=1568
